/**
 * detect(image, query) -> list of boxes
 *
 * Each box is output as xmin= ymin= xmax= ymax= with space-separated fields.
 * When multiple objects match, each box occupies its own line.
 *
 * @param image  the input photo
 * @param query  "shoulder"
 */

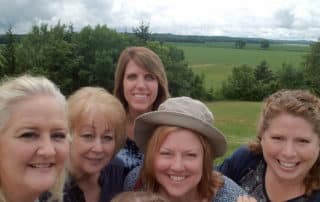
xmin=308 ymin=190 xmax=320 ymax=202
xmin=217 ymin=146 xmax=262 ymax=182
xmin=213 ymin=175 xmax=247 ymax=202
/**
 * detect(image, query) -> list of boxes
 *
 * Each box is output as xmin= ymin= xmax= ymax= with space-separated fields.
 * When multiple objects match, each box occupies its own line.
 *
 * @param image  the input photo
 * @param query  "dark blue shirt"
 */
xmin=63 ymin=158 xmax=126 ymax=202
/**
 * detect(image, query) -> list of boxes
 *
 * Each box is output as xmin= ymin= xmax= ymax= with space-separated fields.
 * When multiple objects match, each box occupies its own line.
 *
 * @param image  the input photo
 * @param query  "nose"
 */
xmin=170 ymin=155 xmax=184 ymax=171
xmin=37 ymin=137 xmax=56 ymax=157
xmin=281 ymin=141 xmax=297 ymax=158
xmin=91 ymin=138 xmax=103 ymax=152
xmin=136 ymin=76 xmax=146 ymax=88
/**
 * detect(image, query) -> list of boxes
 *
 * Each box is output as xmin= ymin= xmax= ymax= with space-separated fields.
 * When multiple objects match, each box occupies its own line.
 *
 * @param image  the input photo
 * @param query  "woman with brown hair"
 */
xmin=114 ymin=46 xmax=170 ymax=171
xmin=219 ymin=90 xmax=320 ymax=202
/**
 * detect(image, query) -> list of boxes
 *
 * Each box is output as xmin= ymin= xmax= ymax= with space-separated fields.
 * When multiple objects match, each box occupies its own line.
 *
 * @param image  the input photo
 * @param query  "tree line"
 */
xmin=0 ymin=23 xmax=212 ymax=100
xmin=221 ymin=40 xmax=320 ymax=101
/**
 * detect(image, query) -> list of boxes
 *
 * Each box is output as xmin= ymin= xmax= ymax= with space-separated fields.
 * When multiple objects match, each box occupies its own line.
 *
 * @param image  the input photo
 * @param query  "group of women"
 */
xmin=0 ymin=46 xmax=319 ymax=202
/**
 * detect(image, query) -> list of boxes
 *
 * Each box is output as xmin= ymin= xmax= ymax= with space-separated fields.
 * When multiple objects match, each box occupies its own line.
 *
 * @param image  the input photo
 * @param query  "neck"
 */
xmin=2 ymin=187 xmax=39 ymax=202
xmin=126 ymin=109 xmax=144 ymax=140
xmin=265 ymin=167 xmax=305 ymax=201
xmin=159 ymin=189 xmax=203 ymax=202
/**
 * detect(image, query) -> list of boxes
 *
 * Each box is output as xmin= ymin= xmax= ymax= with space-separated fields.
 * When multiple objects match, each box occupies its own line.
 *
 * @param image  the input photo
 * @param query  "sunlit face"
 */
xmin=261 ymin=113 xmax=320 ymax=184
xmin=123 ymin=60 xmax=159 ymax=115
xmin=70 ymin=106 xmax=115 ymax=176
xmin=154 ymin=129 xmax=203 ymax=201
xmin=0 ymin=95 xmax=69 ymax=199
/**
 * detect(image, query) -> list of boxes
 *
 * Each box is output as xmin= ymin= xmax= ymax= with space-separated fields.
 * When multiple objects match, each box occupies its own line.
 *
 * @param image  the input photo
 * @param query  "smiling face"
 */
xmin=154 ymin=129 xmax=203 ymax=201
xmin=261 ymin=113 xmax=320 ymax=184
xmin=123 ymin=60 xmax=159 ymax=115
xmin=0 ymin=95 xmax=69 ymax=199
xmin=69 ymin=106 xmax=115 ymax=176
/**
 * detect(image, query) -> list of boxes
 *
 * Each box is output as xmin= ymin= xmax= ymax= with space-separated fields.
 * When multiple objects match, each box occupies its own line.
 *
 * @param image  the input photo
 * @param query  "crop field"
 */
xmin=171 ymin=42 xmax=310 ymax=90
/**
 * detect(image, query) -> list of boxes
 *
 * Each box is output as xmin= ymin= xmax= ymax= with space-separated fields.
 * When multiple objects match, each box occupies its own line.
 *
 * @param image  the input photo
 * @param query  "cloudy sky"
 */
xmin=1 ymin=0 xmax=319 ymax=41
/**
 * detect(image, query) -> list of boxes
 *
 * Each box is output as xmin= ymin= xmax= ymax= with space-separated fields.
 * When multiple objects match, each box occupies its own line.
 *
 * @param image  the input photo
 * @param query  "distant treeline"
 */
xmin=0 ymin=32 xmax=313 ymax=45
xmin=150 ymin=33 xmax=313 ymax=45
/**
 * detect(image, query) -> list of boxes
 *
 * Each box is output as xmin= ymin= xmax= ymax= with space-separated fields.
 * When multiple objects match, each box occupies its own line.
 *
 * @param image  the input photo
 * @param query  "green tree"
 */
xmin=133 ymin=21 xmax=151 ymax=43
xmin=277 ymin=63 xmax=305 ymax=89
xmin=254 ymin=60 xmax=273 ymax=83
xmin=235 ymin=40 xmax=246 ymax=49
xmin=221 ymin=65 xmax=259 ymax=100
xmin=2 ymin=25 xmax=17 ymax=75
xmin=304 ymin=41 xmax=320 ymax=95
xmin=261 ymin=39 xmax=270 ymax=49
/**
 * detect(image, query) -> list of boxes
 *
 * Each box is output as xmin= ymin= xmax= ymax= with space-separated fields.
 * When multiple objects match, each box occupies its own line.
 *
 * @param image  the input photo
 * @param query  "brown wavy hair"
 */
xmin=249 ymin=89 xmax=320 ymax=196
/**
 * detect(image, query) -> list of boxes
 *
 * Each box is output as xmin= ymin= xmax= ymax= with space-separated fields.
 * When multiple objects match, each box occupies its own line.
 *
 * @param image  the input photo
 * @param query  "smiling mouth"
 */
xmin=29 ymin=163 xmax=54 ymax=168
xmin=278 ymin=160 xmax=299 ymax=168
xmin=169 ymin=175 xmax=186 ymax=182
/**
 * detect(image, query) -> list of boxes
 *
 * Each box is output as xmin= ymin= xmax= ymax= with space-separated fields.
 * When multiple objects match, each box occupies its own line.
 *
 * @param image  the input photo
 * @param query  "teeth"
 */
xmin=279 ymin=161 xmax=297 ymax=168
xmin=170 ymin=175 xmax=185 ymax=181
xmin=134 ymin=94 xmax=147 ymax=98
xmin=31 ymin=164 xmax=52 ymax=168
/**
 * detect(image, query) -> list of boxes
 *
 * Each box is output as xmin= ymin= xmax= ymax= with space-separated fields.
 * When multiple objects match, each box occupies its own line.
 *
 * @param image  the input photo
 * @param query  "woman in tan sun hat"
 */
xmin=124 ymin=96 xmax=255 ymax=202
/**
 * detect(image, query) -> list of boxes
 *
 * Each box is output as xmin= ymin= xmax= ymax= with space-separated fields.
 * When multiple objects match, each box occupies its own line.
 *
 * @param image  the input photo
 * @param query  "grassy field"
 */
xmin=171 ymin=42 xmax=310 ymax=90
xmin=207 ymin=101 xmax=262 ymax=162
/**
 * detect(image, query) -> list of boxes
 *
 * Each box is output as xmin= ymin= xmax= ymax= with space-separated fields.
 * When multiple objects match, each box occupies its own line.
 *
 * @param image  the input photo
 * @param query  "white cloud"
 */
xmin=0 ymin=0 xmax=319 ymax=41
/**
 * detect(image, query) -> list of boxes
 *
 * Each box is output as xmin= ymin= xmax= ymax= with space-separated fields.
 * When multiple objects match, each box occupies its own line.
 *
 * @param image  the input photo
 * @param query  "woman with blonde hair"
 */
xmin=0 ymin=75 xmax=69 ymax=202
xmin=64 ymin=87 xmax=127 ymax=202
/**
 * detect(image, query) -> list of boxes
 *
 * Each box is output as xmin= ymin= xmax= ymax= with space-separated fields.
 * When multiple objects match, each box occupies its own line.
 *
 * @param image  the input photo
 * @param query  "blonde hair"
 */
xmin=114 ymin=46 xmax=170 ymax=111
xmin=0 ymin=75 xmax=68 ymax=202
xmin=67 ymin=86 xmax=126 ymax=154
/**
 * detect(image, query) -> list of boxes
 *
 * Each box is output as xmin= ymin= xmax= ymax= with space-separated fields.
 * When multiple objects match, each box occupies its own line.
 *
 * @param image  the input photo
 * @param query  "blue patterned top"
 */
xmin=124 ymin=165 xmax=246 ymax=202
xmin=115 ymin=138 xmax=144 ymax=171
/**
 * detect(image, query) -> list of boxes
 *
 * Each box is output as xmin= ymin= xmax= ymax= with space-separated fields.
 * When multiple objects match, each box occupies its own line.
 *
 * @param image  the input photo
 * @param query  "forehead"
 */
xmin=160 ymin=129 xmax=203 ymax=150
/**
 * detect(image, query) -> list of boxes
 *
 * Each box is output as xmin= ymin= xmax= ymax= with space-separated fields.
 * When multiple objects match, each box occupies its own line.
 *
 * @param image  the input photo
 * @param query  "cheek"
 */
xmin=154 ymin=157 xmax=169 ymax=172
xmin=55 ymin=142 xmax=69 ymax=161
xmin=103 ymin=142 xmax=116 ymax=154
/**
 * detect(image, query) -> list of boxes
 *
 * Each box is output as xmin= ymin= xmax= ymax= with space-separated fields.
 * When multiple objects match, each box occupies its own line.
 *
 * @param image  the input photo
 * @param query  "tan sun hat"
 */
xmin=134 ymin=96 xmax=227 ymax=158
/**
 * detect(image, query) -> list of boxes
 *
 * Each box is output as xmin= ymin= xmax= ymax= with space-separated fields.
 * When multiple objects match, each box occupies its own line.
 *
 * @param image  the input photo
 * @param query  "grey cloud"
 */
xmin=0 ymin=0 xmax=61 ymax=33
xmin=274 ymin=9 xmax=295 ymax=28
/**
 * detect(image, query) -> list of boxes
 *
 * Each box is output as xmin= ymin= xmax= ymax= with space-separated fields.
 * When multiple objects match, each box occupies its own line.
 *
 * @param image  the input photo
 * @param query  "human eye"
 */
xmin=159 ymin=150 xmax=171 ymax=156
xmin=187 ymin=153 xmax=197 ymax=158
xmin=102 ymin=134 xmax=114 ymax=143
xmin=125 ymin=73 xmax=137 ymax=81
xmin=19 ymin=131 xmax=38 ymax=139
xmin=51 ymin=132 xmax=66 ymax=142
xmin=271 ymin=135 xmax=283 ymax=141
xmin=297 ymin=138 xmax=310 ymax=144
xmin=80 ymin=133 xmax=94 ymax=140
xmin=145 ymin=74 xmax=156 ymax=81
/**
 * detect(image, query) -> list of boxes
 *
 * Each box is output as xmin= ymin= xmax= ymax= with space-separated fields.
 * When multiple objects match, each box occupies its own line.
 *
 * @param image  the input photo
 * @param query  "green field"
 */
xmin=207 ymin=101 xmax=262 ymax=162
xmin=171 ymin=42 xmax=310 ymax=90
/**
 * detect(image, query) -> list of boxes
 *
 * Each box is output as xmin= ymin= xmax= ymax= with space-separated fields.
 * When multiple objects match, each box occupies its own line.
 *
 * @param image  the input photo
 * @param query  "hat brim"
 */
xmin=134 ymin=111 xmax=227 ymax=158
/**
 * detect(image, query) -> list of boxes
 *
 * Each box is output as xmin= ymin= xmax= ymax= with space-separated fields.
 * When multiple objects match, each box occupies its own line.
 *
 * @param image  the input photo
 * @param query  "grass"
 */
xmin=170 ymin=42 xmax=309 ymax=90
xmin=206 ymin=101 xmax=262 ymax=163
